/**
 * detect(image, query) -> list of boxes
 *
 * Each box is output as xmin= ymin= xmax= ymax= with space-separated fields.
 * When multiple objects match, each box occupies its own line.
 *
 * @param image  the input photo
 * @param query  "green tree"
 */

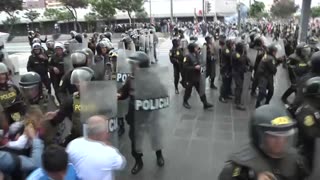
xmin=90 ymin=0 xmax=116 ymax=21
xmin=135 ymin=9 xmax=148 ymax=21
xmin=311 ymin=6 xmax=320 ymax=18
xmin=60 ymin=0 xmax=89 ymax=32
xmin=116 ymin=0 xmax=144 ymax=25
xmin=44 ymin=8 xmax=73 ymax=21
xmin=0 ymin=0 xmax=23 ymax=33
xmin=24 ymin=10 xmax=40 ymax=29
xmin=271 ymin=0 xmax=299 ymax=19
xmin=84 ymin=12 xmax=98 ymax=32
xmin=249 ymin=0 xmax=265 ymax=18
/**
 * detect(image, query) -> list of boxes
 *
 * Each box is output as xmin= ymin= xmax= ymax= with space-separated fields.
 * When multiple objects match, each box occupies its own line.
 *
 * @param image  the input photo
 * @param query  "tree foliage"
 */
xmin=44 ymin=8 xmax=73 ymax=21
xmin=135 ymin=9 xmax=148 ymax=20
xmin=249 ymin=0 xmax=265 ymax=18
xmin=60 ymin=0 xmax=89 ymax=32
xmin=116 ymin=0 xmax=144 ymax=24
xmin=0 ymin=0 xmax=23 ymax=16
xmin=24 ymin=10 xmax=40 ymax=23
xmin=311 ymin=6 xmax=320 ymax=18
xmin=90 ymin=0 xmax=117 ymax=20
xmin=270 ymin=0 xmax=299 ymax=19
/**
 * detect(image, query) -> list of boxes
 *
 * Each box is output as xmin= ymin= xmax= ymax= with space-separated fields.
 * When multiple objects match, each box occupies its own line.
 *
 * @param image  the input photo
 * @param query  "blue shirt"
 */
xmin=27 ymin=163 xmax=79 ymax=180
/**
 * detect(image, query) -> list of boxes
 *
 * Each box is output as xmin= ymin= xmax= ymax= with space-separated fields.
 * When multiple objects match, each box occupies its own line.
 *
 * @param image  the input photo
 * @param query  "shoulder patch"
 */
xmin=169 ymin=52 xmax=172 ymax=56
xmin=236 ymin=53 xmax=240 ymax=58
xmin=226 ymin=49 xmax=230 ymax=54
xmin=59 ymin=80 xmax=63 ymax=86
xmin=183 ymin=57 xmax=187 ymax=62
xmin=304 ymin=115 xmax=315 ymax=127
xmin=176 ymin=51 xmax=180 ymax=56
xmin=232 ymin=166 xmax=241 ymax=177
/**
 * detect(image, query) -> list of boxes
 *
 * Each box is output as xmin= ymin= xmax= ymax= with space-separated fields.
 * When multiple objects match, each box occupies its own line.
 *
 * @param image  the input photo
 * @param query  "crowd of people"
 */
xmin=1 ymin=18 xmax=320 ymax=179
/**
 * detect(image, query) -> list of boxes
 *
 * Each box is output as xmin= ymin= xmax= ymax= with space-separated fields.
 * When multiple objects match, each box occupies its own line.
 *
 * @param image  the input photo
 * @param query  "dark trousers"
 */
xmin=207 ymin=61 xmax=216 ymax=86
xmin=220 ymin=74 xmax=232 ymax=98
xmin=126 ymin=113 xmax=143 ymax=159
xmin=281 ymin=85 xmax=297 ymax=104
xmin=251 ymin=72 xmax=259 ymax=94
xmin=183 ymin=81 xmax=207 ymax=103
xmin=41 ymin=74 xmax=51 ymax=94
xmin=233 ymin=73 xmax=244 ymax=105
xmin=256 ymin=78 xmax=274 ymax=108
xmin=173 ymin=65 xmax=181 ymax=89
xmin=50 ymin=73 xmax=63 ymax=101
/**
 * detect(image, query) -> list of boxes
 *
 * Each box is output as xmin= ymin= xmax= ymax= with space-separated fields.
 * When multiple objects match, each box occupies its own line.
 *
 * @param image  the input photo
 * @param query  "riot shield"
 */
xmin=118 ymin=41 xmax=125 ymax=50
xmin=115 ymin=50 xmax=131 ymax=119
xmin=80 ymin=81 xmax=119 ymax=145
xmin=81 ymin=35 xmax=88 ymax=49
xmin=199 ymin=44 xmax=207 ymax=96
xmin=133 ymin=66 xmax=170 ymax=153
xmin=144 ymin=32 xmax=150 ymax=54
xmin=148 ymin=33 xmax=155 ymax=63
xmin=64 ymin=40 xmax=83 ymax=73
xmin=128 ymin=41 xmax=136 ymax=55
xmin=308 ymin=138 xmax=320 ymax=180
xmin=69 ymin=39 xmax=83 ymax=53
xmin=91 ymin=55 xmax=106 ymax=81
xmin=246 ymin=47 xmax=258 ymax=65
xmin=181 ymin=38 xmax=189 ymax=56
xmin=138 ymin=34 xmax=146 ymax=52
xmin=275 ymin=39 xmax=285 ymax=58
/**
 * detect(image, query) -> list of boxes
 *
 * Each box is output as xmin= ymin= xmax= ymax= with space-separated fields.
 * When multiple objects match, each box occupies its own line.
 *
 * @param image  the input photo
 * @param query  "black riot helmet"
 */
xmin=250 ymin=105 xmax=296 ymax=158
xmin=19 ymin=72 xmax=42 ymax=102
xmin=187 ymin=42 xmax=198 ymax=54
xmin=0 ymin=62 xmax=9 ymax=85
xmin=172 ymin=37 xmax=180 ymax=47
xmin=302 ymin=77 xmax=320 ymax=109
xmin=310 ymin=51 xmax=320 ymax=73
xmin=75 ymin=34 xmax=83 ymax=43
xmin=189 ymin=36 xmax=198 ymax=42
xmin=296 ymin=42 xmax=311 ymax=59
xmin=226 ymin=38 xmax=235 ymax=49
xmin=205 ymin=35 xmax=212 ymax=44
xmin=254 ymin=36 xmax=264 ymax=48
xmin=219 ymin=34 xmax=226 ymax=46
xmin=104 ymin=32 xmax=112 ymax=42
xmin=71 ymin=51 xmax=88 ymax=68
xmin=235 ymin=42 xmax=245 ymax=54
xmin=128 ymin=51 xmax=150 ymax=68
xmin=267 ymin=44 xmax=278 ymax=56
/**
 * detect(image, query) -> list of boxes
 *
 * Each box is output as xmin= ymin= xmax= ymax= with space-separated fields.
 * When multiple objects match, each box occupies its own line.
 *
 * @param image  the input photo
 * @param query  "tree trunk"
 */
xmin=72 ymin=7 xmax=82 ymax=33
xmin=66 ymin=6 xmax=78 ymax=31
xmin=128 ymin=11 xmax=132 ymax=26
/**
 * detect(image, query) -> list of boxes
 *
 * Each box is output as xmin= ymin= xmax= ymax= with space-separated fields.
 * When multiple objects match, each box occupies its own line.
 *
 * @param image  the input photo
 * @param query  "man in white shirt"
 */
xmin=66 ymin=115 xmax=126 ymax=180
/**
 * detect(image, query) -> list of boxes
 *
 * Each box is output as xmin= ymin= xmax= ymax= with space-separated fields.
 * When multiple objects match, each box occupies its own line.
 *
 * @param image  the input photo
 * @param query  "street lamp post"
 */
xmin=170 ymin=0 xmax=173 ymax=23
xmin=149 ymin=0 xmax=152 ymax=24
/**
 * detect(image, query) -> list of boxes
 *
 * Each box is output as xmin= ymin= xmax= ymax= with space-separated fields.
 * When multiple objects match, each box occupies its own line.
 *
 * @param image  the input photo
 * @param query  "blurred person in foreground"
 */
xmin=66 ymin=115 xmax=126 ymax=180
xmin=27 ymin=144 xmax=79 ymax=180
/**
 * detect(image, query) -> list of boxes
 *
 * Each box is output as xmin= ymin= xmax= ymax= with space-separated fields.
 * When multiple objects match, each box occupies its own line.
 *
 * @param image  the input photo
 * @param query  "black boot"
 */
xmin=183 ymin=101 xmax=191 ymax=109
xmin=156 ymin=150 xmax=165 ymax=167
xmin=175 ymin=86 xmax=179 ymax=94
xmin=131 ymin=155 xmax=143 ymax=175
xmin=235 ymin=104 xmax=246 ymax=111
xmin=118 ymin=118 xmax=125 ymax=137
xmin=219 ymin=96 xmax=227 ymax=103
xmin=201 ymin=95 xmax=213 ymax=109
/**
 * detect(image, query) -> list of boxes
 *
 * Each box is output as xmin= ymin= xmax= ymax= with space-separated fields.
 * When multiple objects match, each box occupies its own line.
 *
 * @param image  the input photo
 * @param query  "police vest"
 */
xmin=0 ymin=86 xmax=18 ymax=109
xmin=229 ymin=144 xmax=302 ymax=180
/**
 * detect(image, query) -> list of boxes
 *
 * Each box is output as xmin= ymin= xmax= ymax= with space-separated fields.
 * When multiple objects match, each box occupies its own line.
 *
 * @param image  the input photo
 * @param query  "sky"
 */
xmin=240 ymin=0 xmax=320 ymax=8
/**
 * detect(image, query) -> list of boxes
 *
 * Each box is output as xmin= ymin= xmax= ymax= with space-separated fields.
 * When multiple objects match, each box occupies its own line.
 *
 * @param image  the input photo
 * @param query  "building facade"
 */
xmin=22 ymin=0 xmax=46 ymax=9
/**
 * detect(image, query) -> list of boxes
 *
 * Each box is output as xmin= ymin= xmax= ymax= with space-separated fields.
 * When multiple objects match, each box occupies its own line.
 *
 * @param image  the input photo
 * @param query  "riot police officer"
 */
xmin=255 ymin=45 xmax=282 ymax=108
xmin=104 ymin=32 xmax=112 ymax=42
xmin=231 ymin=42 xmax=250 ymax=110
xmin=169 ymin=37 xmax=184 ymax=94
xmin=219 ymin=38 xmax=234 ymax=103
xmin=0 ymin=63 xmax=25 ymax=134
xmin=45 ymin=40 xmax=55 ymax=58
xmin=219 ymin=104 xmax=309 ymax=180
xmin=294 ymin=77 xmax=320 ymax=170
xmin=205 ymin=35 xmax=217 ymax=89
xmin=94 ymin=41 xmax=112 ymax=80
xmin=27 ymin=43 xmax=50 ymax=94
xmin=49 ymin=42 xmax=66 ymax=103
xmin=118 ymin=52 xmax=165 ymax=174
xmin=288 ymin=51 xmax=320 ymax=115
xmin=46 ymin=67 xmax=95 ymax=146
xmin=251 ymin=36 xmax=266 ymax=96
xmin=282 ymin=43 xmax=311 ymax=105
xmin=19 ymin=72 xmax=62 ymax=145
xmin=182 ymin=42 xmax=213 ymax=109
xmin=58 ymin=50 xmax=91 ymax=102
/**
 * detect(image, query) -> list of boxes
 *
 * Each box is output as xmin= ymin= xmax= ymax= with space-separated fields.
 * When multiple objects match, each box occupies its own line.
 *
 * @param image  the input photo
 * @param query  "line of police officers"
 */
xmin=0 ymin=28 xmax=165 ymax=178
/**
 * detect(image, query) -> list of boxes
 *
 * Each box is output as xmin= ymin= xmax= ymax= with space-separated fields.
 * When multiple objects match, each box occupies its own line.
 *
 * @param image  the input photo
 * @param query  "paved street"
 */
xmin=6 ymin=37 xmax=291 ymax=179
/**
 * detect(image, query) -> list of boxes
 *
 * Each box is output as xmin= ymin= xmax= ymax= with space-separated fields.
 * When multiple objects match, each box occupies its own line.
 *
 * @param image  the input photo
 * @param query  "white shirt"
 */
xmin=66 ymin=137 xmax=126 ymax=180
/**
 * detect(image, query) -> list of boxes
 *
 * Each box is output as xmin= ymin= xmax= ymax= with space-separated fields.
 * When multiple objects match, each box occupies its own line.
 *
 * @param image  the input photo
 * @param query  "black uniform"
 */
xmin=231 ymin=52 xmax=249 ymax=107
xmin=255 ymin=54 xmax=280 ymax=108
xmin=206 ymin=42 xmax=217 ymax=88
xmin=169 ymin=47 xmax=184 ymax=91
xmin=183 ymin=53 xmax=202 ymax=101
xmin=220 ymin=47 xmax=233 ymax=100
xmin=49 ymin=53 xmax=65 ymax=100
xmin=27 ymin=54 xmax=50 ymax=94
xmin=57 ymin=70 xmax=77 ymax=103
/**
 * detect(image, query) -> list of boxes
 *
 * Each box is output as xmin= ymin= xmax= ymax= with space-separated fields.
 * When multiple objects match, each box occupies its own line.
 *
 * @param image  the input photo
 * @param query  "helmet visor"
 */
xmin=20 ymin=84 xmax=39 ymax=100
xmin=260 ymin=128 xmax=296 ymax=158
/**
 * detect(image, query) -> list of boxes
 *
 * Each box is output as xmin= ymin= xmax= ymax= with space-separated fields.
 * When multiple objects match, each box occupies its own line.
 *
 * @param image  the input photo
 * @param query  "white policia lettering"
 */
xmin=135 ymin=97 xmax=170 ymax=111
xmin=117 ymin=73 xmax=131 ymax=83
xmin=107 ymin=118 xmax=119 ymax=132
